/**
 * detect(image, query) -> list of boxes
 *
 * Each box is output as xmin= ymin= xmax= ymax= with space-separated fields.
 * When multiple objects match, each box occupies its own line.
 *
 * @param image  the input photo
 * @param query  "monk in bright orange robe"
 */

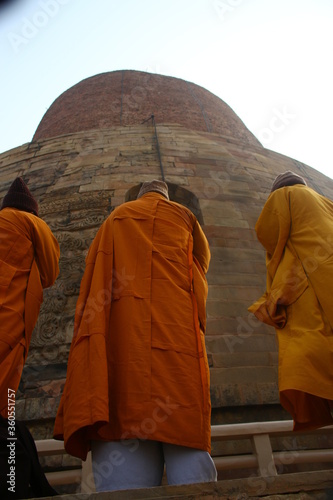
xmin=249 ymin=171 xmax=333 ymax=431
xmin=54 ymin=180 xmax=214 ymax=485
xmin=0 ymin=178 xmax=60 ymax=417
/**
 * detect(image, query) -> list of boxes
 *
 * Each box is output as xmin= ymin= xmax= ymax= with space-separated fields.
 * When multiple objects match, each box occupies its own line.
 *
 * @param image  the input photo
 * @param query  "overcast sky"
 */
xmin=1 ymin=0 xmax=333 ymax=179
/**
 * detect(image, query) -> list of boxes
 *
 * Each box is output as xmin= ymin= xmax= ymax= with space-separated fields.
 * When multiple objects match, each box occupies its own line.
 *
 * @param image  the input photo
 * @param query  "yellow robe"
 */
xmin=249 ymin=185 xmax=333 ymax=431
xmin=0 ymin=208 xmax=60 ymax=417
xmin=54 ymin=193 xmax=211 ymax=460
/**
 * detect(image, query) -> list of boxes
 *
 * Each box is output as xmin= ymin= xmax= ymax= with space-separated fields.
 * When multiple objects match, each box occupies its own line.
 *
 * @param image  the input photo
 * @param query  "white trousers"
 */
xmin=91 ymin=439 xmax=217 ymax=491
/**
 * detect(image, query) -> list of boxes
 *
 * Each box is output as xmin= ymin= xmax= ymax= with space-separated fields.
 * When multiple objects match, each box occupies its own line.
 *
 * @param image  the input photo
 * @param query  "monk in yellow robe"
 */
xmin=249 ymin=171 xmax=333 ymax=431
xmin=0 ymin=178 xmax=60 ymax=418
xmin=54 ymin=180 xmax=216 ymax=490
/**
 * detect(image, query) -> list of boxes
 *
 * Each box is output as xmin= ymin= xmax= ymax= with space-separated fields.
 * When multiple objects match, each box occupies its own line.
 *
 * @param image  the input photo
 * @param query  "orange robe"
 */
xmin=54 ymin=193 xmax=211 ymax=460
xmin=0 ymin=208 xmax=60 ymax=417
xmin=249 ymin=185 xmax=333 ymax=431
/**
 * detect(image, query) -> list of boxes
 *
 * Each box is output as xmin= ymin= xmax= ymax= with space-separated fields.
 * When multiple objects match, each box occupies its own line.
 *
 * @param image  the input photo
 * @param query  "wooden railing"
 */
xmin=35 ymin=420 xmax=333 ymax=493
xmin=211 ymin=420 xmax=333 ymax=476
xmin=35 ymin=438 xmax=81 ymax=487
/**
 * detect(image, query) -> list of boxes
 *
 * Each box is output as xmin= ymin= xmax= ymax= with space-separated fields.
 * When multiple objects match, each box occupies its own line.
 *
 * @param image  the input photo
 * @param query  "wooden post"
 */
xmin=251 ymin=433 xmax=278 ymax=476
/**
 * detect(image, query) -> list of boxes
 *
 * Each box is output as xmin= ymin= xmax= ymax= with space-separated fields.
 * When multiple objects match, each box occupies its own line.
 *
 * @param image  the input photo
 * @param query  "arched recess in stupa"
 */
xmin=1 ymin=69 xmax=333 ymax=445
xmin=126 ymin=182 xmax=204 ymax=224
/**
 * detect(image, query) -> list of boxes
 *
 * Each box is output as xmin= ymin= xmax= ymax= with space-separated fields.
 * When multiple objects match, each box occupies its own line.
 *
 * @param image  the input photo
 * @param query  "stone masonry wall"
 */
xmin=0 ymin=123 xmax=332 ymax=440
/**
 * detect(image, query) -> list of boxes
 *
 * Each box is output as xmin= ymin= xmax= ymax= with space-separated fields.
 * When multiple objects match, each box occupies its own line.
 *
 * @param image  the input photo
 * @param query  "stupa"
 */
xmin=1 ymin=70 xmax=332 ymax=483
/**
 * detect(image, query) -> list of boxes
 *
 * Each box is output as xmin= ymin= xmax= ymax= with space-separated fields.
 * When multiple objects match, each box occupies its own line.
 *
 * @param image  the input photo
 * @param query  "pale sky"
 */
xmin=1 ymin=0 xmax=333 ymax=179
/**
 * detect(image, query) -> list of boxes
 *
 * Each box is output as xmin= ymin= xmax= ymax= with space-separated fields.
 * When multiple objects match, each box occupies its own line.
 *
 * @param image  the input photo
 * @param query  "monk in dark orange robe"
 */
xmin=0 ymin=178 xmax=60 ymax=417
xmin=54 ymin=180 xmax=216 ymax=490
xmin=249 ymin=171 xmax=333 ymax=431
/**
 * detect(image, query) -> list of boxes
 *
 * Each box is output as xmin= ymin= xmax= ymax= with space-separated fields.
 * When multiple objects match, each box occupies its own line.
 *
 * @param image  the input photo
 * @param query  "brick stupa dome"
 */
xmin=32 ymin=70 xmax=261 ymax=147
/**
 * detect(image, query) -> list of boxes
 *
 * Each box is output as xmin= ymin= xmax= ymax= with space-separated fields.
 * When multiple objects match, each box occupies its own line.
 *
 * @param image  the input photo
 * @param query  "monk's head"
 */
xmin=137 ymin=180 xmax=169 ymax=200
xmin=1 ymin=177 xmax=39 ymax=216
xmin=271 ymin=171 xmax=307 ymax=192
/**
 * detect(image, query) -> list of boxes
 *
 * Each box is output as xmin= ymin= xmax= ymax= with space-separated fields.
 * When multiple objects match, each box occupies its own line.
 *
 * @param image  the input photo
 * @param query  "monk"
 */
xmin=0 ymin=177 xmax=60 ymax=498
xmin=0 ymin=177 xmax=60 ymax=417
xmin=54 ymin=179 xmax=217 ymax=491
xmin=249 ymin=171 xmax=333 ymax=431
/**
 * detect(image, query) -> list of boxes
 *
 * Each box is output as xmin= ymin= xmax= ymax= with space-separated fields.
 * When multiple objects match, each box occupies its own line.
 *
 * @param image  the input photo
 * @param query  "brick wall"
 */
xmin=32 ymin=70 xmax=261 ymax=148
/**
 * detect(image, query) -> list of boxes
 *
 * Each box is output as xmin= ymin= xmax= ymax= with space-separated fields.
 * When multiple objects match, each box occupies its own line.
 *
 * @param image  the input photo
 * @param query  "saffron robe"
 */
xmin=54 ymin=193 xmax=211 ymax=460
xmin=0 ymin=208 xmax=60 ymax=417
xmin=249 ymin=185 xmax=333 ymax=431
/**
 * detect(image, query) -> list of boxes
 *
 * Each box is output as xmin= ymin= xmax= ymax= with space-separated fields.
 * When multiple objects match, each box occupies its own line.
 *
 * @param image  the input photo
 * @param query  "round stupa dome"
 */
xmin=32 ymin=70 xmax=261 ymax=148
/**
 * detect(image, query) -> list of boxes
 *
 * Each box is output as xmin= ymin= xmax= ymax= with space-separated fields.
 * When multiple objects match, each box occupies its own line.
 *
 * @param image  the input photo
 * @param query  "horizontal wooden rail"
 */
xmin=35 ymin=438 xmax=67 ymax=456
xmin=45 ymin=469 xmax=81 ymax=486
xmin=211 ymin=420 xmax=333 ymax=439
xmin=213 ymin=449 xmax=333 ymax=471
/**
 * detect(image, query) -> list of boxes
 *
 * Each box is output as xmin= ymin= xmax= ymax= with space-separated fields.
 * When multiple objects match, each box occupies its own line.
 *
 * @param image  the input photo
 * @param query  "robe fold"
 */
xmin=0 ymin=208 xmax=60 ymax=417
xmin=249 ymin=185 xmax=333 ymax=431
xmin=54 ymin=193 xmax=211 ymax=460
